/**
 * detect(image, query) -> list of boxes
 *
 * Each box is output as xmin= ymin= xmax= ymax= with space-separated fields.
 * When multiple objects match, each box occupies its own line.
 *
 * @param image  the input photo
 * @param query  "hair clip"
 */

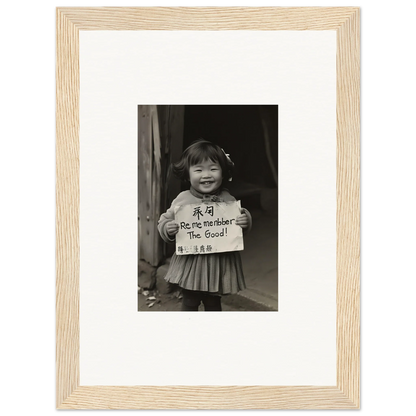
xmin=221 ymin=148 xmax=234 ymax=181
xmin=221 ymin=148 xmax=234 ymax=165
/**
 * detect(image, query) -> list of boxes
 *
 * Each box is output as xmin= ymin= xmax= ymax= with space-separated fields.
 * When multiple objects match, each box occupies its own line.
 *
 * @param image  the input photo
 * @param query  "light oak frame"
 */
xmin=56 ymin=7 xmax=360 ymax=409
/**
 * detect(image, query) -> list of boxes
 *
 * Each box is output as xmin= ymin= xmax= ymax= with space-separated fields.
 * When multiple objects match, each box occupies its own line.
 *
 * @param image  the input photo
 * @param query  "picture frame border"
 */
xmin=56 ymin=6 xmax=360 ymax=409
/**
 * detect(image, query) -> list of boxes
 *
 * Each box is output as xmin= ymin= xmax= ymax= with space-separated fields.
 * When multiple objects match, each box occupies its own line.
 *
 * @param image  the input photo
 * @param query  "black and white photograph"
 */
xmin=138 ymin=105 xmax=278 ymax=311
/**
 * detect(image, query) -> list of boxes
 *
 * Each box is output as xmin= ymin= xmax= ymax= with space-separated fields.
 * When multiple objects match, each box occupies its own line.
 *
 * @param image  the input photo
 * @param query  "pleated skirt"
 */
xmin=164 ymin=252 xmax=246 ymax=295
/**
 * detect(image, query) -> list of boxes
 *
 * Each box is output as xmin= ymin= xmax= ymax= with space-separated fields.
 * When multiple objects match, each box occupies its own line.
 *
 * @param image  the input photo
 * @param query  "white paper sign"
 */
xmin=174 ymin=201 xmax=244 ymax=255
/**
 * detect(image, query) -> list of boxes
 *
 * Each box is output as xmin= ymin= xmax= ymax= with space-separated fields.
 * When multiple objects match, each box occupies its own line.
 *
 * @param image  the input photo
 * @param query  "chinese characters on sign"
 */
xmin=174 ymin=201 xmax=244 ymax=255
xmin=192 ymin=205 xmax=214 ymax=220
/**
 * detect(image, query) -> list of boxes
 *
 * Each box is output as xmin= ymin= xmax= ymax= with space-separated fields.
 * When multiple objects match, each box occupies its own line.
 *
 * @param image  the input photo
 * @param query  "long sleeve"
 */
xmin=158 ymin=192 xmax=193 ymax=243
xmin=158 ymin=203 xmax=177 ymax=244
xmin=241 ymin=207 xmax=253 ymax=234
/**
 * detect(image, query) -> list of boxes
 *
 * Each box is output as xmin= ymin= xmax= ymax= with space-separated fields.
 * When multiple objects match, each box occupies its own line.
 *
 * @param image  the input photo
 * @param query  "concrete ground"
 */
xmin=238 ymin=207 xmax=279 ymax=310
xmin=138 ymin=287 xmax=275 ymax=312
xmin=138 ymin=207 xmax=278 ymax=312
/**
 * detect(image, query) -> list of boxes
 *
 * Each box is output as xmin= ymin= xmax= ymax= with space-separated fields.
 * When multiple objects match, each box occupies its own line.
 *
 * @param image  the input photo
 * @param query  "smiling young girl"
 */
xmin=158 ymin=139 xmax=252 ymax=311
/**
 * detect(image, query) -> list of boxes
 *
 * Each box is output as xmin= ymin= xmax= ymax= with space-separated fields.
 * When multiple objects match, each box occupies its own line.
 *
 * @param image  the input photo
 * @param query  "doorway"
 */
xmin=181 ymin=105 xmax=279 ymax=309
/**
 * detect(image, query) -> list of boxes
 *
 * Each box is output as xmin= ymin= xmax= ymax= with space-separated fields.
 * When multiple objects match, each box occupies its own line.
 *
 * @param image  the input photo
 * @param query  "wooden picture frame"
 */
xmin=56 ymin=7 xmax=360 ymax=409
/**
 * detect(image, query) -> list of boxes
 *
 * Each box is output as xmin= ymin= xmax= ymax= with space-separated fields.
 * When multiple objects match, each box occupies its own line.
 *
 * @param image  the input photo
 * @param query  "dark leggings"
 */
xmin=181 ymin=289 xmax=222 ymax=311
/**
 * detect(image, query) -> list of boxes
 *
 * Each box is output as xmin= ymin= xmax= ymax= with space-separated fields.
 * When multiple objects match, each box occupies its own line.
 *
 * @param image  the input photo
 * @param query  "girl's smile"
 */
xmin=189 ymin=159 xmax=223 ymax=194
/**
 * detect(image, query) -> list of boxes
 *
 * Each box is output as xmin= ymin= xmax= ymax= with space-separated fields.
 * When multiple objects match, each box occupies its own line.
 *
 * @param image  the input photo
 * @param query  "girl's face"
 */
xmin=189 ymin=159 xmax=223 ymax=194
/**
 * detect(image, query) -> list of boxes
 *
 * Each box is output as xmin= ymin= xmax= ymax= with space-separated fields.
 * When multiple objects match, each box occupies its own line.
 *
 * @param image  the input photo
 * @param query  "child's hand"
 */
xmin=166 ymin=221 xmax=179 ymax=236
xmin=236 ymin=212 xmax=249 ymax=229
